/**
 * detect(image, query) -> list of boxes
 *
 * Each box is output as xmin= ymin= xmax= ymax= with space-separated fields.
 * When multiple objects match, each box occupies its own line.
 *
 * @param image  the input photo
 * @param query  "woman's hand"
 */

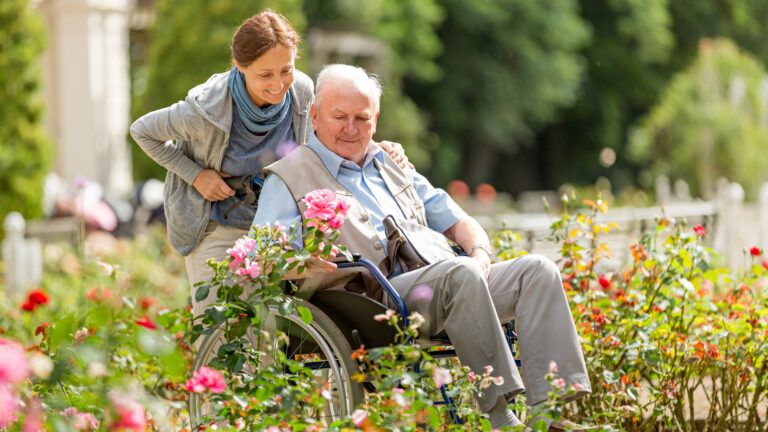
xmin=379 ymin=140 xmax=414 ymax=171
xmin=192 ymin=169 xmax=235 ymax=201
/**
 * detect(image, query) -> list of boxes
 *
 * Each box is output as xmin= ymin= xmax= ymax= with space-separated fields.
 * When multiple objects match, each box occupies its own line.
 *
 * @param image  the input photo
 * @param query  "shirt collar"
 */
xmin=307 ymin=134 xmax=384 ymax=178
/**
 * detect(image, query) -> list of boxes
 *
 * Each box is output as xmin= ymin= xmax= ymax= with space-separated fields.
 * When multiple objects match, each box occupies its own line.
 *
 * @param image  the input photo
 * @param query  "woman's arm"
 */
xmin=130 ymin=101 xmax=234 ymax=200
xmin=130 ymin=101 xmax=207 ymax=186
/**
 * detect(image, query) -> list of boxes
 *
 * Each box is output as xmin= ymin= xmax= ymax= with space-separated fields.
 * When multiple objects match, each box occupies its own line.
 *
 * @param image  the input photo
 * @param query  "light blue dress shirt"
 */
xmin=252 ymin=134 xmax=468 ymax=252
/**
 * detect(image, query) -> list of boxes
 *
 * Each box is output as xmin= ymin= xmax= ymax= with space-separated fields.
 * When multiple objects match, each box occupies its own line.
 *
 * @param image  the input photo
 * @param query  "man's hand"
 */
xmin=283 ymin=254 xmax=338 ymax=279
xmin=192 ymin=169 xmax=235 ymax=201
xmin=470 ymin=247 xmax=492 ymax=278
xmin=379 ymin=140 xmax=414 ymax=171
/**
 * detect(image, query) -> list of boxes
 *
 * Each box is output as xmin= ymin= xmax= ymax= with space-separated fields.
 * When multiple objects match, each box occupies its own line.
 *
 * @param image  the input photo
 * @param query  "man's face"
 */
xmin=311 ymin=83 xmax=379 ymax=165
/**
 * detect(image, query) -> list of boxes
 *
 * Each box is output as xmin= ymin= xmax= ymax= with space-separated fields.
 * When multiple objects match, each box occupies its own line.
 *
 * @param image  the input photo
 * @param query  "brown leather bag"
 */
xmin=382 ymin=215 xmax=456 ymax=275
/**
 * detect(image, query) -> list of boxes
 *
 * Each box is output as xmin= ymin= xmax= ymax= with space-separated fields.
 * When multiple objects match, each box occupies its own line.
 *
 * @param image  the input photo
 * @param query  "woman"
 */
xmin=130 ymin=10 xmax=409 ymax=315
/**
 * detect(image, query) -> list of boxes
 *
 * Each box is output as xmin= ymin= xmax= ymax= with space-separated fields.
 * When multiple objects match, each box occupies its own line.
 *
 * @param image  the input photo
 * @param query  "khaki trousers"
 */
xmin=389 ymin=254 xmax=591 ymax=411
xmin=184 ymin=221 xmax=248 ymax=318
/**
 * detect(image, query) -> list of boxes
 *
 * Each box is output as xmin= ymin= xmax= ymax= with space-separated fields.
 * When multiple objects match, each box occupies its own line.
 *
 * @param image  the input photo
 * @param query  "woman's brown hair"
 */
xmin=231 ymin=10 xmax=300 ymax=67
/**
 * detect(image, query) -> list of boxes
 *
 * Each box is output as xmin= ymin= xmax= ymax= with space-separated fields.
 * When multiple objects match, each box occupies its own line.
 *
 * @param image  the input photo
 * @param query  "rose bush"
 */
xmin=0 ymin=190 xmax=765 ymax=430
xmin=491 ymin=196 xmax=768 ymax=431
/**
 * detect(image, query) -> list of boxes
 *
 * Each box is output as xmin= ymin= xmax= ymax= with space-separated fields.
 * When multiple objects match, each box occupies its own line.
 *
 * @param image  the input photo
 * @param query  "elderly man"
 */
xmin=253 ymin=64 xmax=591 ymax=430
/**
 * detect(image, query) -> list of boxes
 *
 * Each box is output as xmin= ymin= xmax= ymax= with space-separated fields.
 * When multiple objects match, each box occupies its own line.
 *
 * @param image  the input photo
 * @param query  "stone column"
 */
xmin=35 ymin=0 xmax=134 ymax=197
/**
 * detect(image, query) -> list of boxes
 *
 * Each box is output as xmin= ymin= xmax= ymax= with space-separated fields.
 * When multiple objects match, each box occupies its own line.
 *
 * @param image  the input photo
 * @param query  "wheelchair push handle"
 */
xmin=224 ymin=175 xmax=264 ymax=191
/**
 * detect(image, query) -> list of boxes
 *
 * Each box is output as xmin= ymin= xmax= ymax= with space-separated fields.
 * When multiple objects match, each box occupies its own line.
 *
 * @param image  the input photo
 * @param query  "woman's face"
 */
xmin=236 ymin=44 xmax=296 ymax=107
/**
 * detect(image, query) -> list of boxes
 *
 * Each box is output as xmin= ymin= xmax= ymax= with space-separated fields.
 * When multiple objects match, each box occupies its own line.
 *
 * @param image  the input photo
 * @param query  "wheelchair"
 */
xmin=189 ymin=255 xmax=519 ymax=426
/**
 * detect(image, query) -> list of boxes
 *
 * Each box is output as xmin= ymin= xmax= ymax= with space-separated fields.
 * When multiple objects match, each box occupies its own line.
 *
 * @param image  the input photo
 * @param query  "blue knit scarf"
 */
xmin=228 ymin=67 xmax=291 ymax=134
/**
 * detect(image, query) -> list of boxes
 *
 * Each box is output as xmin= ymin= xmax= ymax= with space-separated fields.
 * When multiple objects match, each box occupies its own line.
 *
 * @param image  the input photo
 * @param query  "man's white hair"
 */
xmin=315 ymin=64 xmax=382 ymax=110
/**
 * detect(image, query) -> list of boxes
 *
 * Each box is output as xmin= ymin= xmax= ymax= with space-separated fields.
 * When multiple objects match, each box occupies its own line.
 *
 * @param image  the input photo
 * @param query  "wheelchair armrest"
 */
xmin=335 ymin=257 xmax=410 ymax=323
xmin=331 ymin=253 xmax=361 ymax=264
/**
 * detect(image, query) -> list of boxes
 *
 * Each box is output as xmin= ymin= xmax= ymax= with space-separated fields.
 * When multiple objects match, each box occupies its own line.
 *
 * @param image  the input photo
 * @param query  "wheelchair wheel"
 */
xmin=189 ymin=299 xmax=364 ymax=427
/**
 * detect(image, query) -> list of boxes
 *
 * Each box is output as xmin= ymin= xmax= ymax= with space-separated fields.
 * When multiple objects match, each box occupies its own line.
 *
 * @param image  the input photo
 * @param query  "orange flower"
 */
xmin=351 ymin=345 xmax=368 ymax=361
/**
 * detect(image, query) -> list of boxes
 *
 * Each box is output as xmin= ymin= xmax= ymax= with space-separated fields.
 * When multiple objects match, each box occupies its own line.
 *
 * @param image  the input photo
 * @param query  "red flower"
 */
xmin=135 ymin=316 xmax=157 ymax=330
xmin=750 ymin=246 xmax=762 ymax=257
xmin=27 ymin=289 xmax=49 ymax=306
xmin=139 ymin=297 xmax=155 ymax=310
xmin=21 ymin=289 xmax=50 ymax=312
xmin=35 ymin=322 xmax=50 ymax=336
xmin=693 ymin=224 xmax=706 ymax=237
xmin=762 ymin=260 xmax=768 ymax=270
xmin=598 ymin=274 xmax=612 ymax=289
xmin=87 ymin=287 xmax=112 ymax=302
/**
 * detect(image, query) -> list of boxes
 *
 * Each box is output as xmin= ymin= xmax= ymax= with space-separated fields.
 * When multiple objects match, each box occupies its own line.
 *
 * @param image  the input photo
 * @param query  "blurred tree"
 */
xmin=0 ymin=0 xmax=51 ymax=224
xmin=302 ymin=0 xmax=444 ymax=167
xmin=131 ymin=0 xmax=305 ymax=180
xmin=406 ymin=0 xmax=590 ymax=188
xmin=535 ymin=0 xmax=674 ymax=195
xmin=537 ymin=0 xmax=768 ymax=197
xmin=628 ymin=39 xmax=768 ymax=199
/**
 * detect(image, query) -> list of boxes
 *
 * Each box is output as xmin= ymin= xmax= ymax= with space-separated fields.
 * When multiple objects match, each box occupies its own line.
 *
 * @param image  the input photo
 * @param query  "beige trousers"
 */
xmin=184 ymin=221 xmax=249 ymax=317
xmin=389 ymin=254 xmax=591 ymax=411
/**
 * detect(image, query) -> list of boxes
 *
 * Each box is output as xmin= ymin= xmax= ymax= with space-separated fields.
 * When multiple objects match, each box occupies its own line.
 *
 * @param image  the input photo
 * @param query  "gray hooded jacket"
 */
xmin=130 ymin=69 xmax=314 ymax=255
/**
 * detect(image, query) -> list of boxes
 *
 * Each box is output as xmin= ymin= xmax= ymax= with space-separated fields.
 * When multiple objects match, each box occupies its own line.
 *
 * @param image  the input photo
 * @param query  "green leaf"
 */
xmin=195 ymin=284 xmax=211 ymax=302
xmin=205 ymin=306 xmax=227 ymax=324
xmin=297 ymin=305 xmax=313 ymax=324
xmin=642 ymin=348 xmax=661 ymax=365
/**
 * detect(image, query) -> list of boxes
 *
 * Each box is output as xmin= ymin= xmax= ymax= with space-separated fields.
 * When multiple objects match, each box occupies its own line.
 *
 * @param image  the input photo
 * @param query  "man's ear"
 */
xmin=310 ymin=104 xmax=319 ymax=130
xmin=372 ymin=111 xmax=380 ymax=135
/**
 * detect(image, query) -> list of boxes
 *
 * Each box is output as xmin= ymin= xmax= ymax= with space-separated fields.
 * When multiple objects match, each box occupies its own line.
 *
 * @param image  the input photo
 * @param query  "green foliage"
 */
xmin=0 ymin=0 xmax=51 ymax=222
xmin=0 ymin=227 xmax=190 ymax=430
xmin=628 ymin=39 xmax=768 ymax=198
xmin=304 ymin=0 xmax=444 ymax=168
xmin=530 ymin=197 xmax=768 ymax=430
xmin=536 ymin=0 xmax=768 ymax=196
xmin=408 ymin=0 xmax=590 ymax=185
xmin=131 ymin=0 xmax=305 ymax=180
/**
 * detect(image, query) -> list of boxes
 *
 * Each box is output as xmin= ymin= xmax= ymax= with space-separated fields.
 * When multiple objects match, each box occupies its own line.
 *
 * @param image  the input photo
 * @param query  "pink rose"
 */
xmin=0 ymin=384 xmax=20 ymax=428
xmin=227 ymin=236 xmax=257 ymax=269
xmin=108 ymin=393 xmax=146 ymax=432
xmin=235 ymin=259 xmax=261 ymax=279
xmin=303 ymin=189 xmax=339 ymax=221
xmin=185 ymin=367 xmax=226 ymax=394
xmin=61 ymin=408 xmax=100 ymax=430
xmin=0 ymin=339 xmax=30 ymax=384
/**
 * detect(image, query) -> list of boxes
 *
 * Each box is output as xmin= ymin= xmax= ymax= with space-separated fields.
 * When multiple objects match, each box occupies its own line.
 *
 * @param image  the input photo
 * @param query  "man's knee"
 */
xmin=445 ymin=256 xmax=487 ymax=293
xmin=515 ymin=254 xmax=562 ymax=288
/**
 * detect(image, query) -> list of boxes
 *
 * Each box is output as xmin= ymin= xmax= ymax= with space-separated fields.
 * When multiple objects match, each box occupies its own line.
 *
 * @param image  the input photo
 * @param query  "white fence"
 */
xmin=474 ymin=181 xmax=768 ymax=268
xmin=3 ymin=181 xmax=768 ymax=296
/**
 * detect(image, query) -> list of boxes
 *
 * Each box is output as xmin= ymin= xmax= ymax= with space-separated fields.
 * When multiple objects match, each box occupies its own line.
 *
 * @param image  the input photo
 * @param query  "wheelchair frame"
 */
xmin=190 ymin=255 xmax=519 ymax=427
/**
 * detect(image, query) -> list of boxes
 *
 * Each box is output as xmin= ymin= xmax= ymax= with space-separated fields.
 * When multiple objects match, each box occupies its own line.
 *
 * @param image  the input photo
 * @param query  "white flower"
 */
xmin=351 ymin=409 xmax=368 ymax=427
xmin=29 ymin=353 xmax=54 ymax=379
xmin=548 ymin=361 xmax=558 ymax=374
xmin=373 ymin=309 xmax=396 ymax=322
xmin=408 ymin=312 xmax=426 ymax=328
xmin=74 ymin=328 xmax=89 ymax=344
xmin=87 ymin=362 xmax=108 ymax=378
xmin=432 ymin=367 xmax=453 ymax=388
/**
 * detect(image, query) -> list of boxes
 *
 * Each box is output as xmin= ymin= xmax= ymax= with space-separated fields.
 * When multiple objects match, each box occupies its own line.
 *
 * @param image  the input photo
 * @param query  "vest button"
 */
xmin=360 ymin=213 xmax=370 ymax=222
xmin=374 ymin=241 xmax=383 ymax=250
